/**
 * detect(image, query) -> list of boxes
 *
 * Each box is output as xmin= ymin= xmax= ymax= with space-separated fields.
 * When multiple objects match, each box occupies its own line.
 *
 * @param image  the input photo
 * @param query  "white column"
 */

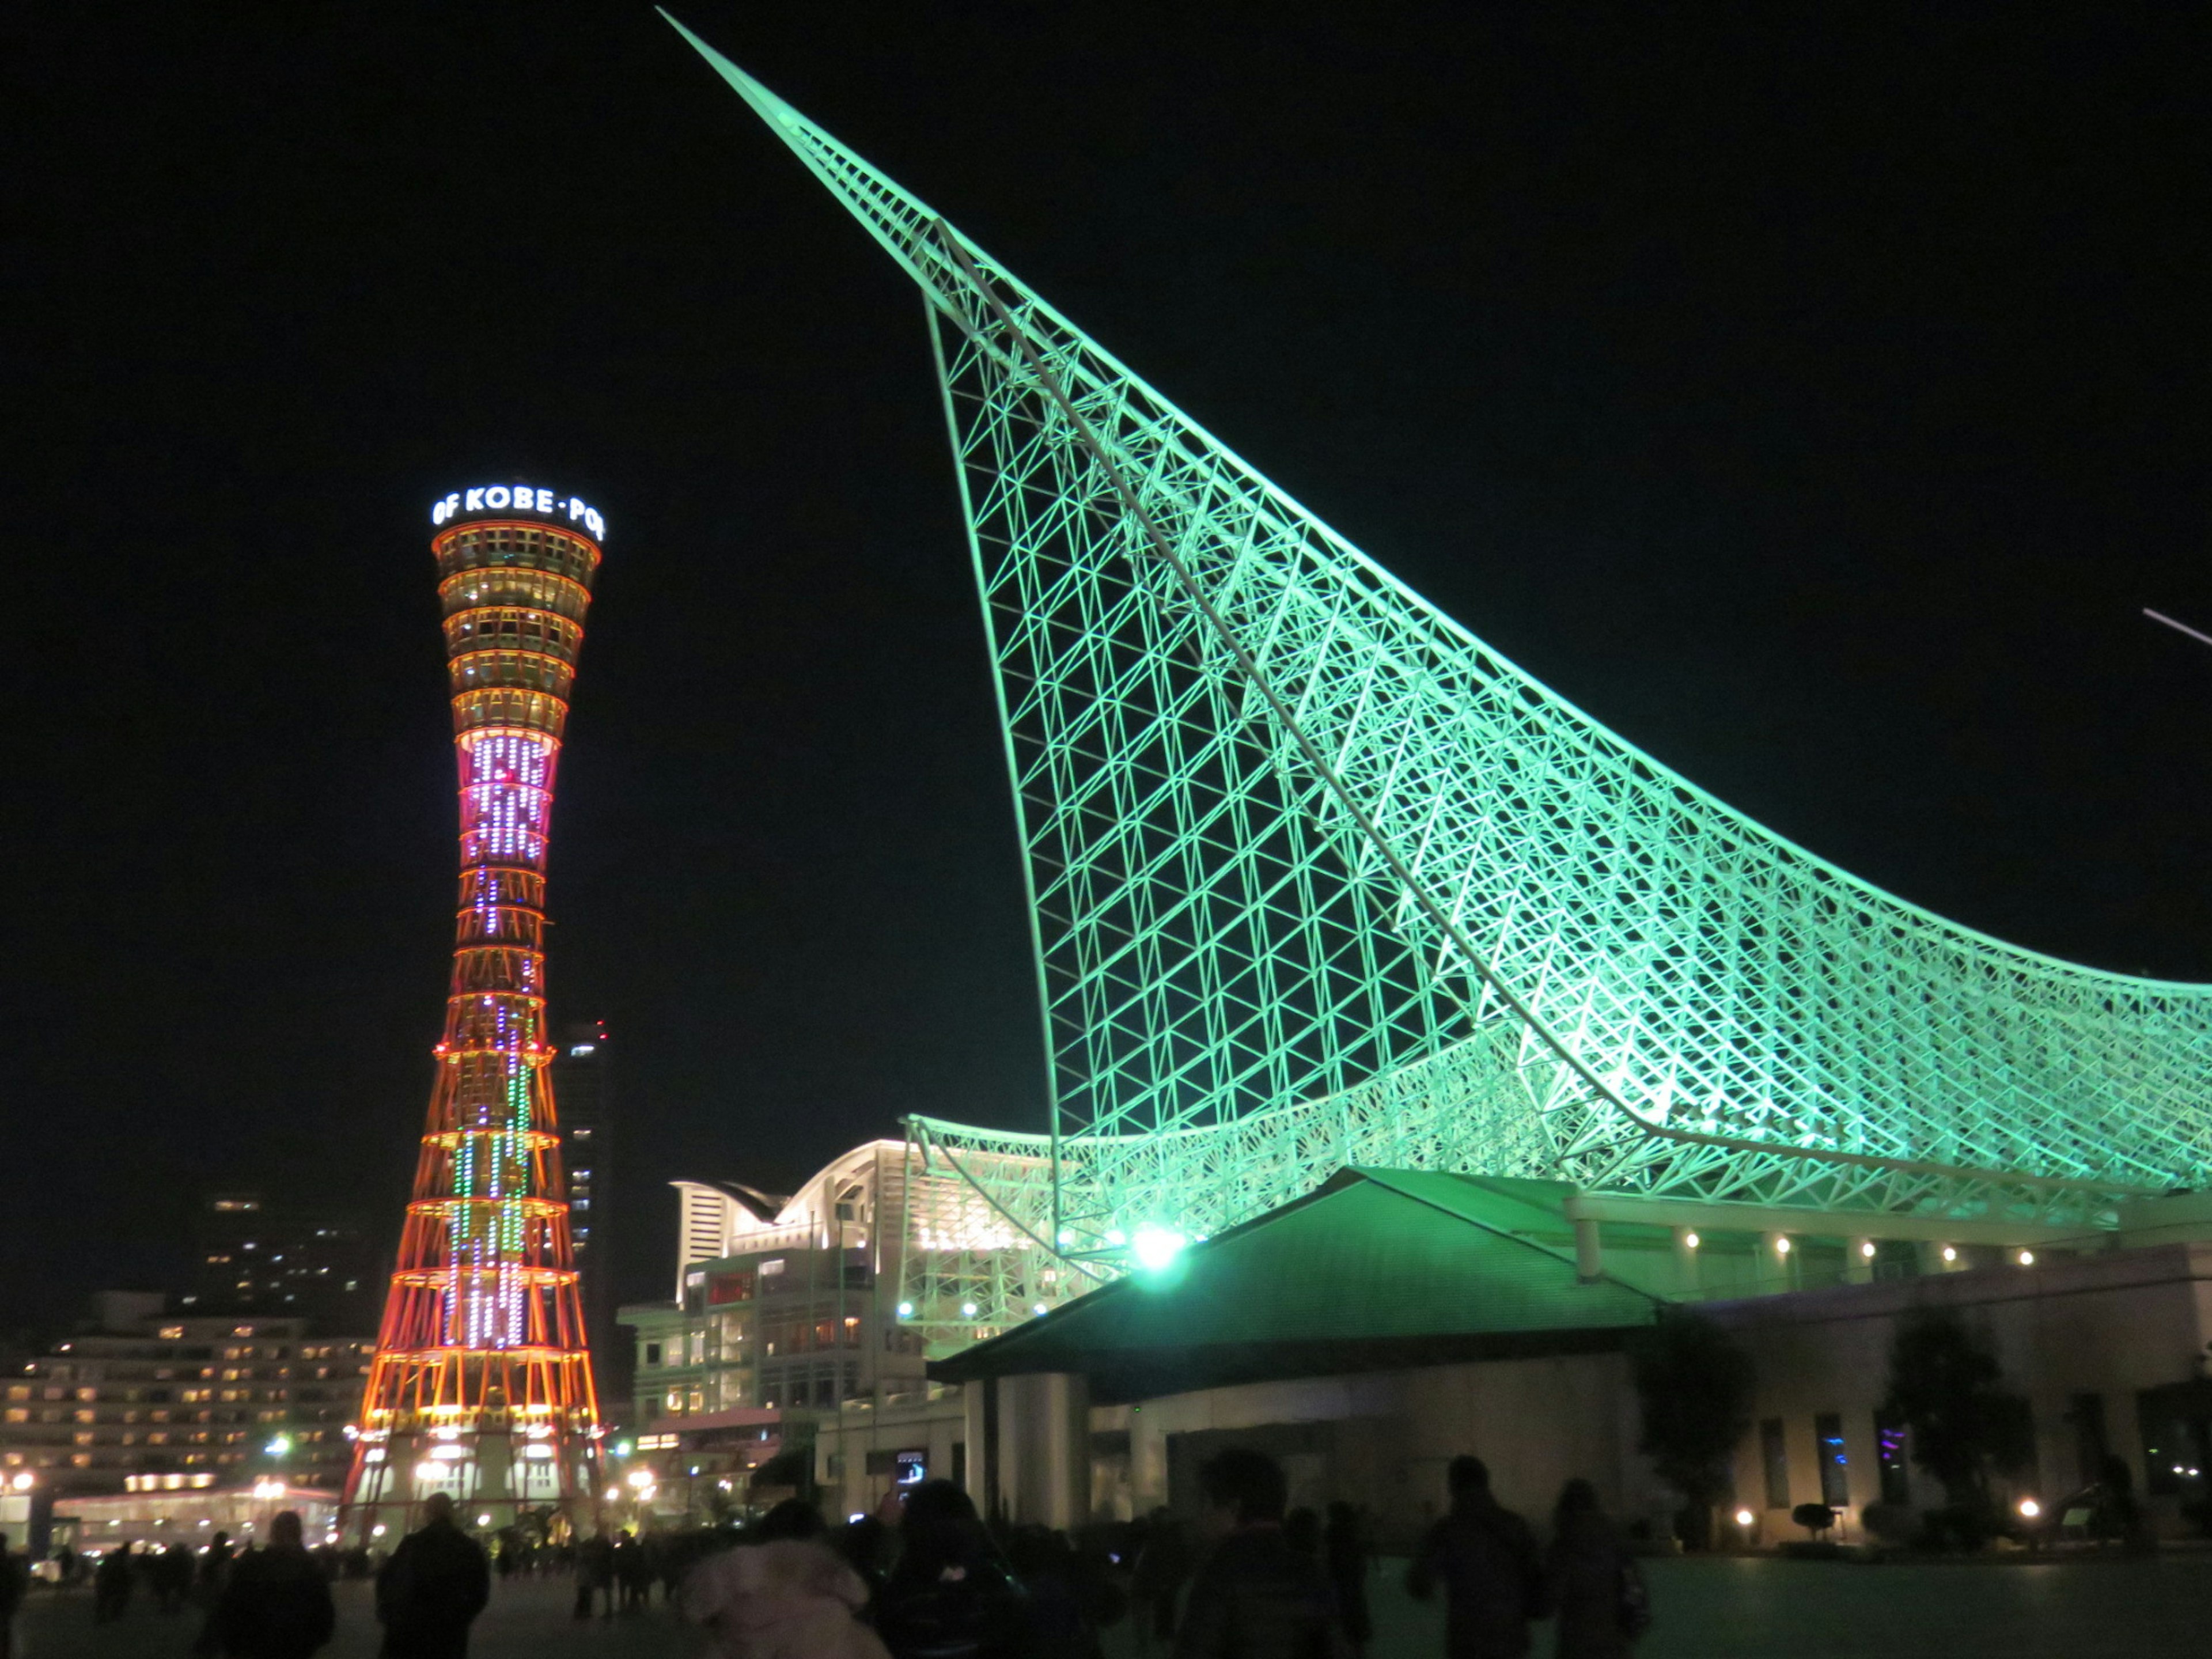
xmin=1673 ymin=1227 xmax=1702 ymax=1297
xmin=998 ymin=1373 xmax=1092 ymax=1529
xmin=1847 ymin=1237 xmax=1876 ymax=1285
xmin=1763 ymin=1232 xmax=1794 ymax=1292
xmin=960 ymin=1381 xmax=990 ymax=1512
xmin=1574 ymin=1217 xmax=1604 ymax=1282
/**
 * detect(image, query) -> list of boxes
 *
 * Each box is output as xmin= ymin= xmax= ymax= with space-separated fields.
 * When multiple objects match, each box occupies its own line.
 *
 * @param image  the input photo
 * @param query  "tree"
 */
xmin=1630 ymin=1310 xmax=1756 ymax=1548
xmin=1880 ymin=1306 xmax=2033 ymax=1513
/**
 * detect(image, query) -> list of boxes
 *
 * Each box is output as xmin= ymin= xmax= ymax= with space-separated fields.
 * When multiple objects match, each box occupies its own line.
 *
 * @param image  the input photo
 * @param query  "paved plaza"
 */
xmin=17 ymin=1553 xmax=2212 ymax=1658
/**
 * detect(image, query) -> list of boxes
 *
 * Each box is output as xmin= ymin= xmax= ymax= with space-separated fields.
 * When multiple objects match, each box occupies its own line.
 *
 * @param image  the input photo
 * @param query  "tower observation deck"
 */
xmin=342 ymin=484 xmax=608 ymax=1543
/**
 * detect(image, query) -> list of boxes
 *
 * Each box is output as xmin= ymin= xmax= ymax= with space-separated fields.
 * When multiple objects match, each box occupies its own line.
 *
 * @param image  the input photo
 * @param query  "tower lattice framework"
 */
xmin=669 ymin=19 xmax=2212 ymax=1344
xmin=342 ymin=490 xmax=605 ymax=1540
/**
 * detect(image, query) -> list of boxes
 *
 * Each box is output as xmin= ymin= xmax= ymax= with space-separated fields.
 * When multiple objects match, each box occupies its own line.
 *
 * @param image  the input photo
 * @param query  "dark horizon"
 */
xmin=7 ymin=3 xmax=2206 ymax=1338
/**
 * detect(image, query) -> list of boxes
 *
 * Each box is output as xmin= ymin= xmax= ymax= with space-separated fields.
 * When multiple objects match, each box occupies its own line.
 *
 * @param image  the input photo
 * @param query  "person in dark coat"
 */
xmin=212 ymin=1510 xmax=336 ymax=1659
xmin=1407 ymin=1457 xmax=1547 ymax=1659
xmin=375 ymin=1492 xmax=490 ymax=1658
xmin=876 ymin=1479 xmax=1033 ymax=1659
xmin=574 ymin=1530 xmax=614 ymax=1620
xmin=1173 ymin=1448 xmax=1346 ymax=1659
xmin=157 ymin=1539 xmax=199 ymax=1612
xmin=93 ymin=1544 xmax=134 ymax=1622
xmin=1323 ymin=1503 xmax=1373 ymax=1659
xmin=1131 ymin=1508 xmax=1192 ymax=1650
xmin=0 ymin=1531 xmax=27 ymax=1659
xmin=1543 ymin=1482 xmax=1639 ymax=1659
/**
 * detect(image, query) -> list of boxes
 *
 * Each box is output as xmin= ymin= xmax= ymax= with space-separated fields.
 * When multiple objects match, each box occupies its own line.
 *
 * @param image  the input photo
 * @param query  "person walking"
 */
xmin=375 ymin=1492 xmax=490 ymax=1658
xmin=211 ymin=1509 xmax=337 ymax=1659
xmin=876 ymin=1479 xmax=1033 ymax=1659
xmin=1323 ymin=1503 xmax=1373 ymax=1659
xmin=1542 ymin=1482 xmax=1645 ymax=1659
xmin=93 ymin=1544 xmax=134 ymax=1623
xmin=0 ymin=1531 xmax=27 ymax=1659
xmin=683 ymin=1517 xmax=891 ymax=1659
xmin=192 ymin=1529 xmax=239 ymax=1656
xmin=1173 ymin=1448 xmax=1346 ymax=1659
xmin=574 ymin=1529 xmax=615 ymax=1620
xmin=1407 ymin=1456 xmax=1547 ymax=1659
xmin=1131 ymin=1508 xmax=1192 ymax=1652
xmin=158 ymin=1539 xmax=198 ymax=1612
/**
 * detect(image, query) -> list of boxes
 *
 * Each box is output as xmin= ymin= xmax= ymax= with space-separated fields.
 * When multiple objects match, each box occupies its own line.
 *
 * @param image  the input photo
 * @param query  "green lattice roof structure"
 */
xmin=667 ymin=18 xmax=2212 ymax=1342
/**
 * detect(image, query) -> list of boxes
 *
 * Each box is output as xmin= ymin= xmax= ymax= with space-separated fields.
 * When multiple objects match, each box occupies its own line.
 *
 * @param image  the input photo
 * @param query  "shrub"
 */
xmin=1861 ymin=1502 xmax=1915 ymax=1544
xmin=1791 ymin=1502 xmax=1837 ymax=1539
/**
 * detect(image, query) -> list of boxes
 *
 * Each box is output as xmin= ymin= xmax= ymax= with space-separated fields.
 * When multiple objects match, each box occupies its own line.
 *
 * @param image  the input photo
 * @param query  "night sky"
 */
xmin=7 ymin=5 xmax=2205 ymax=1334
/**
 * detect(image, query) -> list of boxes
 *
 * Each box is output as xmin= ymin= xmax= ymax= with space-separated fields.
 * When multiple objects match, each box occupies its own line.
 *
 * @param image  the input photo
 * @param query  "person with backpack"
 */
xmin=374 ymin=1493 xmax=490 ymax=1658
xmin=1542 ymin=1480 xmax=1646 ymax=1658
xmin=1406 ymin=1457 xmax=1547 ymax=1659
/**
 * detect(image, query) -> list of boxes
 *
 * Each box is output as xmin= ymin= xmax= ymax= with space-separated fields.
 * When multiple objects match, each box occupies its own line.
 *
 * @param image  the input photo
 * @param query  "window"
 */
xmin=1814 ymin=1413 xmax=1850 ymax=1508
xmin=644 ymin=1343 xmax=662 ymax=1368
xmin=1760 ymin=1418 xmax=1789 ymax=1509
xmin=1874 ymin=1409 xmax=1910 ymax=1505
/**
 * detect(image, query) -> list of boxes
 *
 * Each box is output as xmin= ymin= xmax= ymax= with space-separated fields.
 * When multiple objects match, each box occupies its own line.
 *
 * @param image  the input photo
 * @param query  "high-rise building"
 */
xmin=184 ymin=1191 xmax=377 ymax=1331
xmin=340 ymin=484 xmax=608 ymax=1542
xmin=548 ymin=1022 xmax=625 ymax=1418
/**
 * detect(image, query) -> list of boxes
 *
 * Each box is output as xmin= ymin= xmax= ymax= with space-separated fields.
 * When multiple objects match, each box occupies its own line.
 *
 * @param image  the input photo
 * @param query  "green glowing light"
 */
xmin=1131 ymin=1228 xmax=1185 ymax=1271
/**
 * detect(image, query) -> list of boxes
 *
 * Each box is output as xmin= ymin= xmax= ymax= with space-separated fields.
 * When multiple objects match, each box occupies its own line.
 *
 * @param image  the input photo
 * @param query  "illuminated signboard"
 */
xmin=431 ymin=485 xmax=605 ymax=541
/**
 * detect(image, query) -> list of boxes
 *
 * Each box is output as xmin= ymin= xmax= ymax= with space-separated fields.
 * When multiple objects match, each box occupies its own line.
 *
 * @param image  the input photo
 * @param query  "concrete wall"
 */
xmin=1089 ymin=1352 xmax=1666 ymax=1548
xmin=1713 ymin=1241 xmax=2212 ymax=1537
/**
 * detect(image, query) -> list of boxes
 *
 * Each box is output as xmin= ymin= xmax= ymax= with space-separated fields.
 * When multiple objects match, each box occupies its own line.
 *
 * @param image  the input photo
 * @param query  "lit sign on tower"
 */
xmin=341 ymin=483 xmax=605 ymax=1541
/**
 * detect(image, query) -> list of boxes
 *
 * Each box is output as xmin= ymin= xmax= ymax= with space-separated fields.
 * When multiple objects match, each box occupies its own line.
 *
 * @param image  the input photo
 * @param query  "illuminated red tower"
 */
xmin=342 ymin=483 xmax=608 ymax=1541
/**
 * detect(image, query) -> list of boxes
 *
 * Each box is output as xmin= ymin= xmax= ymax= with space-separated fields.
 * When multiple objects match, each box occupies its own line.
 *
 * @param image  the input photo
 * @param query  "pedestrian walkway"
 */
xmin=16 ymin=1572 xmax=686 ymax=1658
xmin=21 ymin=1547 xmax=2212 ymax=1657
xmin=1109 ymin=1551 xmax=2212 ymax=1659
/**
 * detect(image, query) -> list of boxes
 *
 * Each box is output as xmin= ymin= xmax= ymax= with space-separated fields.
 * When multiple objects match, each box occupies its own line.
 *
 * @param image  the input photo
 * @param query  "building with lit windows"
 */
xmin=0 ymin=1298 xmax=373 ymax=1498
xmin=184 ymin=1190 xmax=377 ymax=1331
xmin=627 ymin=1144 xmax=928 ymax=1425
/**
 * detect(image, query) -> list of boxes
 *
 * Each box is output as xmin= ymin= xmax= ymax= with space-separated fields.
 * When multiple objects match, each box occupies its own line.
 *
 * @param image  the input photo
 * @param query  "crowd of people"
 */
xmin=0 ymin=1448 xmax=1650 ymax=1658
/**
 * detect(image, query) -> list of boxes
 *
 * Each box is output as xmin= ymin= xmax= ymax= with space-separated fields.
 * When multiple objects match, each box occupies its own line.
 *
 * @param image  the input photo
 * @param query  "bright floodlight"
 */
xmin=1734 ymin=1508 xmax=1755 ymax=1527
xmin=1859 ymin=1240 xmax=1877 ymax=1258
xmin=2017 ymin=1497 xmax=2041 ymax=1519
xmin=1132 ymin=1226 xmax=1187 ymax=1271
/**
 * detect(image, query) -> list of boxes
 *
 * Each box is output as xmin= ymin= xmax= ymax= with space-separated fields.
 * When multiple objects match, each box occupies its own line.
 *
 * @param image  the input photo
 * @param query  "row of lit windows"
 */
xmin=435 ymin=529 xmax=599 ymax=588
xmin=440 ymin=566 xmax=590 ymax=624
